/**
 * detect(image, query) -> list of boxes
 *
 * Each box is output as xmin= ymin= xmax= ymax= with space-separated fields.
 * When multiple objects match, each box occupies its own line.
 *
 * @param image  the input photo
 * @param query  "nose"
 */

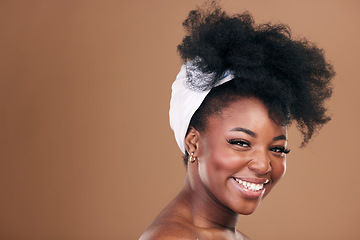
xmin=247 ymin=149 xmax=272 ymax=175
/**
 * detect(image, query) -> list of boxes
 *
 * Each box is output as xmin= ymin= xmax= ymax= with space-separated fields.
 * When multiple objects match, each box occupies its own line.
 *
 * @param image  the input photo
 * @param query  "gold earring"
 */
xmin=189 ymin=152 xmax=196 ymax=163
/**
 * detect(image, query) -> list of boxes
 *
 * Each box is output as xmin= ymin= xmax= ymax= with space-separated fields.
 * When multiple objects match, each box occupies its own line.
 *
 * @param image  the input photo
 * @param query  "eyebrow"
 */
xmin=230 ymin=127 xmax=288 ymax=141
xmin=273 ymin=135 xmax=288 ymax=141
xmin=229 ymin=127 xmax=257 ymax=138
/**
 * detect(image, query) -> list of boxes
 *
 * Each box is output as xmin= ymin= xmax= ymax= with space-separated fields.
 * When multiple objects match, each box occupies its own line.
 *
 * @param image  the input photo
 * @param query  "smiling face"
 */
xmin=192 ymin=96 xmax=288 ymax=215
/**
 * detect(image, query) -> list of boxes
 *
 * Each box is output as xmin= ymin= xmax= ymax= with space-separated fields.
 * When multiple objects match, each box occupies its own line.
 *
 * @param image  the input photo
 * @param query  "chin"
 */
xmin=231 ymin=200 xmax=262 ymax=215
xmin=240 ymin=207 xmax=258 ymax=215
xmin=238 ymin=205 xmax=259 ymax=215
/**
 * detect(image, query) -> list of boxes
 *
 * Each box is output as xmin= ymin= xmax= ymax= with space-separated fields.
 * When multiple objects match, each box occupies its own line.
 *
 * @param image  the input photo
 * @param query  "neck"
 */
xmin=179 ymin=173 xmax=239 ymax=230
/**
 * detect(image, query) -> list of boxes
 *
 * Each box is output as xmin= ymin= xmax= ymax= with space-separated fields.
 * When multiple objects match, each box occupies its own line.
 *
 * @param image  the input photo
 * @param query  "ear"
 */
xmin=184 ymin=126 xmax=200 ymax=156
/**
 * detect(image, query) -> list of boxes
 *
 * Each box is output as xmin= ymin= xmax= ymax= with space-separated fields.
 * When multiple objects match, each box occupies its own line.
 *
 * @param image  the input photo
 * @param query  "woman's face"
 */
xmin=195 ymin=97 xmax=288 ymax=215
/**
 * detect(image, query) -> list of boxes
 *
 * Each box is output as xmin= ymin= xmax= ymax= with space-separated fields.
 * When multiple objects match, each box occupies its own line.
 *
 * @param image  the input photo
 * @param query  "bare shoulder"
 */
xmin=237 ymin=230 xmax=251 ymax=240
xmin=241 ymin=234 xmax=251 ymax=240
xmin=140 ymin=221 xmax=199 ymax=240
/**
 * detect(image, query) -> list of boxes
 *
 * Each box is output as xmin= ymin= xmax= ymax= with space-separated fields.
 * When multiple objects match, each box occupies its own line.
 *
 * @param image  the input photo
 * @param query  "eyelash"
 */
xmin=227 ymin=139 xmax=291 ymax=154
xmin=227 ymin=139 xmax=251 ymax=148
xmin=270 ymin=146 xmax=291 ymax=154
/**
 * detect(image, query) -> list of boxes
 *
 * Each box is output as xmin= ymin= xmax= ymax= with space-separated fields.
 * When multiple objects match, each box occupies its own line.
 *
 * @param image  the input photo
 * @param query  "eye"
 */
xmin=270 ymin=146 xmax=290 ymax=155
xmin=227 ymin=139 xmax=251 ymax=148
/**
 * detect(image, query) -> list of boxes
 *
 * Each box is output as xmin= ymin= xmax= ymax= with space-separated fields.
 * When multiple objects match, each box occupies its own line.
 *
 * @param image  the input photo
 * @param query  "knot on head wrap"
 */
xmin=169 ymin=59 xmax=235 ymax=154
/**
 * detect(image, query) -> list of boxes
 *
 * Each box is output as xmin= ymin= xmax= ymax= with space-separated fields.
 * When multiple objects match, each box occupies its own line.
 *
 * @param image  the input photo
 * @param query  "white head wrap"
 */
xmin=169 ymin=59 xmax=235 ymax=154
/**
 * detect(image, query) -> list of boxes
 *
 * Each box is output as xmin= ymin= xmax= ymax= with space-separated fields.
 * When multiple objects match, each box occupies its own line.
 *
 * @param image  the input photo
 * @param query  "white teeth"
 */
xmin=233 ymin=178 xmax=266 ymax=192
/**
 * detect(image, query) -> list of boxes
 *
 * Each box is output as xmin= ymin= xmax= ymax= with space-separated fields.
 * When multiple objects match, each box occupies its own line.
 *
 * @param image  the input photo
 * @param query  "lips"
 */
xmin=231 ymin=177 xmax=269 ymax=199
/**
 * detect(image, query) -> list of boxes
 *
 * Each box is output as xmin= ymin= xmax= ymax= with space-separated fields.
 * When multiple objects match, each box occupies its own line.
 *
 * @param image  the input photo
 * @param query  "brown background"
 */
xmin=0 ymin=0 xmax=359 ymax=239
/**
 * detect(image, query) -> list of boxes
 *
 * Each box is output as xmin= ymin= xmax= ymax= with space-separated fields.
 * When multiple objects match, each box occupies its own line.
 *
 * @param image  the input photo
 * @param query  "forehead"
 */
xmin=205 ymin=97 xmax=287 ymax=137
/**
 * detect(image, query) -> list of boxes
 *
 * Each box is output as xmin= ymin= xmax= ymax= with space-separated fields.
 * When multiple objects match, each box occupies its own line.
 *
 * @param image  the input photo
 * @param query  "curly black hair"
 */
xmin=178 ymin=4 xmax=335 ymax=165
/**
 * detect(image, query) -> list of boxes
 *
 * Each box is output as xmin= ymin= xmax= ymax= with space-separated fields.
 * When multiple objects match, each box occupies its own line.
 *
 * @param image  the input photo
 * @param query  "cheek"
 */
xmin=203 ymin=139 xmax=236 ymax=166
xmin=200 ymin=146 xmax=248 ymax=181
xmin=271 ymin=158 xmax=286 ymax=184
xmin=263 ymin=158 xmax=286 ymax=198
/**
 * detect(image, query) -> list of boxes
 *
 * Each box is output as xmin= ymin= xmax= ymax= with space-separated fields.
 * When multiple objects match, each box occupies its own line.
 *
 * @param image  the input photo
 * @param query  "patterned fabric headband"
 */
xmin=169 ymin=59 xmax=235 ymax=154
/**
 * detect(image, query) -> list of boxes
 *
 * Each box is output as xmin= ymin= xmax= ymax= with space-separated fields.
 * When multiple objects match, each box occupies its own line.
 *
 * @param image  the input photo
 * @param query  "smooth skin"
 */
xmin=140 ymin=97 xmax=288 ymax=240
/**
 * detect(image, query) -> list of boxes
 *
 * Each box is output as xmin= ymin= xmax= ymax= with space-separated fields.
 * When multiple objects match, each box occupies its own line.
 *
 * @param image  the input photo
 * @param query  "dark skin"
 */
xmin=140 ymin=97 xmax=288 ymax=239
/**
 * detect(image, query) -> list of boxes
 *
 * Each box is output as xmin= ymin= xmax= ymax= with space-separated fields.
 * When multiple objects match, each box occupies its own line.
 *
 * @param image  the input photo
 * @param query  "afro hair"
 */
xmin=177 ymin=3 xmax=335 ymax=164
